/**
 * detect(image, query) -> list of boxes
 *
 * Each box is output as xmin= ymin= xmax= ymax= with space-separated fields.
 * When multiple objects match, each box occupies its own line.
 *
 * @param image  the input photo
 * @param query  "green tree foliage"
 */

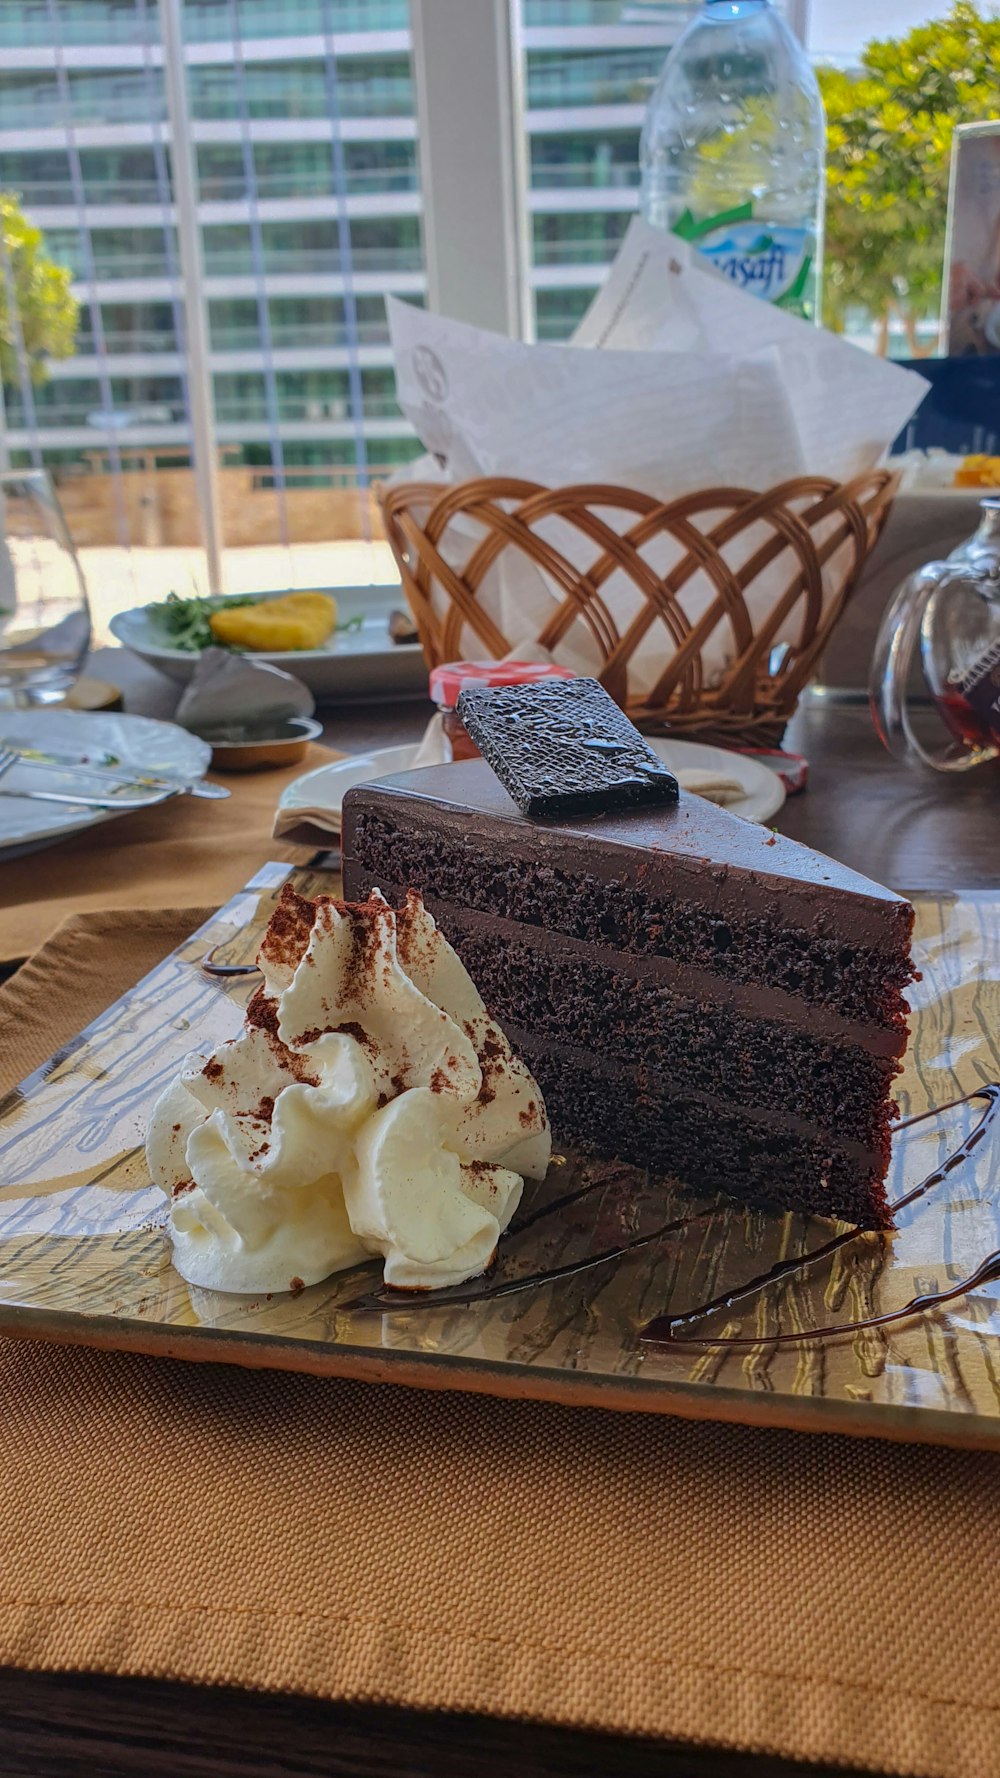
xmin=0 ymin=192 xmax=78 ymax=385
xmin=820 ymin=2 xmax=1000 ymax=352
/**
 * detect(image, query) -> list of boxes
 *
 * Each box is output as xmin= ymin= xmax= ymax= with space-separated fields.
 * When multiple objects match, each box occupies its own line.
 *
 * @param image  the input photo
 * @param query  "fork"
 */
xmin=0 ymin=742 xmax=229 ymax=799
xmin=0 ymin=746 xmax=229 ymax=808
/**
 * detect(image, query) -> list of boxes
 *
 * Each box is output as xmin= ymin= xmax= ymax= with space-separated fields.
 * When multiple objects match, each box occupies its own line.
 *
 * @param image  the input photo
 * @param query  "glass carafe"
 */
xmin=870 ymin=496 xmax=1000 ymax=772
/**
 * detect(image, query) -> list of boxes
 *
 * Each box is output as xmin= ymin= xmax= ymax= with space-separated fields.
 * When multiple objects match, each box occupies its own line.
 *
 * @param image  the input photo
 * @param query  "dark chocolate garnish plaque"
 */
xmin=456 ymin=677 xmax=679 ymax=818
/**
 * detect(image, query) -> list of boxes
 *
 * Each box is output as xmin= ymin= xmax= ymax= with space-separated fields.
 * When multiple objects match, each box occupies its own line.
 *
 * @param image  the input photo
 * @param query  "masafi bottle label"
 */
xmin=674 ymin=205 xmax=814 ymax=312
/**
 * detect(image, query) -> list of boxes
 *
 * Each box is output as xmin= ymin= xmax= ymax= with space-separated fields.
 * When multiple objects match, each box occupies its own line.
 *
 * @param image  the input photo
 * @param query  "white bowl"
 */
xmin=110 ymin=586 xmax=428 ymax=704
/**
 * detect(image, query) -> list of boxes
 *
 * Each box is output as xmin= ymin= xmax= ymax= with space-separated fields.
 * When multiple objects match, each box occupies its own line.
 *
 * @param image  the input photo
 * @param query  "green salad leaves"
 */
xmin=148 ymin=593 xmax=255 ymax=653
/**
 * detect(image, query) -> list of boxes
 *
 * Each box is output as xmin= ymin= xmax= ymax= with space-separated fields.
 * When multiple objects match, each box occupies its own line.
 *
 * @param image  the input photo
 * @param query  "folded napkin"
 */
xmin=0 ymin=909 xmax=998 ymax=1778
xmin=271 ymin=716 xmax=747 ymax=847
xmin=175 ymin=647 xmax=315 ymax=737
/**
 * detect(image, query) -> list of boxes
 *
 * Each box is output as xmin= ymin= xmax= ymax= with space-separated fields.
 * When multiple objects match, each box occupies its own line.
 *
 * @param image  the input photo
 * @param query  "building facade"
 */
xmin=0 ymin=0 xmax=697 ymax=534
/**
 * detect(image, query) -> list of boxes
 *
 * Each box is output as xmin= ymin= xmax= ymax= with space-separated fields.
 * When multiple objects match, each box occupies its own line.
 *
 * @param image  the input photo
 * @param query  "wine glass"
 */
xmin=0 ymin=470 xmax=91 ymax=708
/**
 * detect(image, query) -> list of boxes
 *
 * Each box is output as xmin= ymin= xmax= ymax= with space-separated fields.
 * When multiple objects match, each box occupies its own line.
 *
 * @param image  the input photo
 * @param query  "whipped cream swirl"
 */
xmin=146 ymin=885 xmax=550 ymax=1294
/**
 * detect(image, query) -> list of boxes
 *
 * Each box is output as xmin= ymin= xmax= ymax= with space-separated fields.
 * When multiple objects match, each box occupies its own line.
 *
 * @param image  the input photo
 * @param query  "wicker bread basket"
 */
xmin=381 ymin=470 xmax=897 ymax=746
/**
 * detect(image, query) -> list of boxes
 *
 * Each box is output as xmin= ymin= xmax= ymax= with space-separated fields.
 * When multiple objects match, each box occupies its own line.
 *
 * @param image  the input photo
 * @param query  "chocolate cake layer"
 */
xmin=344 ymin=773 xmax=912 ymax=1032
xmin=341 ymin=759 xmax=914 ymax=1230
xmin=524 ymin=1050 xmax=891 ymax=1231
xmin=359 ymin=902 xmax=899 ymax=1149
xmin=359 ymin=893 xmax=907 ymax=1059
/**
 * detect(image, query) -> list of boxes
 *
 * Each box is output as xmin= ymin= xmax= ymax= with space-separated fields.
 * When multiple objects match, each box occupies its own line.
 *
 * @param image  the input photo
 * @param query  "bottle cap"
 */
xmin=429 ymin=659 xmax=575 ymax=709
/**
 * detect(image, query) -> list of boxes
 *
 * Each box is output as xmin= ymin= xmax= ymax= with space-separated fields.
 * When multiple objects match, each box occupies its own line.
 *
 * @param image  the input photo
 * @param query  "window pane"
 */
xmin=0 ymin=0 xmax=426 ymax=624
xmin=184 ymin=0 xmax=410 ymax=40
xmin=517 ymin=2 xmax=694 ymax=337
xmin=188 ymin=56 xmax=413 ymax=122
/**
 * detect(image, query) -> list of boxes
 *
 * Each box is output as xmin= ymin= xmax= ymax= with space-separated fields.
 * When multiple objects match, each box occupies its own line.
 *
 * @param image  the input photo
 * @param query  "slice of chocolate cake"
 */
xmin=341 ymin=762 xmax=914 ymax=1230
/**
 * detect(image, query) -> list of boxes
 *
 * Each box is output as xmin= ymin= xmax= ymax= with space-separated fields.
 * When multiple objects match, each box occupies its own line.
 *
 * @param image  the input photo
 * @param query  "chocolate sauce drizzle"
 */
xmin=351 ymin=1087 xmax=1000 ymax=1342
xmin=641 ymin=1085 xmax=1000 ymax=1348
xmin=344 ymin=1169 xmax=717 ymax=1313
xmin=199 ymin=939 xmax=261 ymax=979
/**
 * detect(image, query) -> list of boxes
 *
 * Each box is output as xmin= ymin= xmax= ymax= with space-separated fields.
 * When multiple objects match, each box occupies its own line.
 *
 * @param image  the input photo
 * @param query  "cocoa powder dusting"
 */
xmin=258 ymin=1021 xmax=319 ymax=1086
xmin=258 ymin=883 xmax=317 ymax=974
xmin=394 ymin=890 xmax=426 ymax=971
xmin=289 ymin=1276 xmax=305 ymax=1296
xmin=476 ymin=1030 xmax=505 ymax=1106
xmin=246 ymin=985 xmax=279 ymax=1034
xmin=202 ymin=1058 xmax=224 ymax=1082
xmin=338 ymin=906 xmax=382 ymax=1006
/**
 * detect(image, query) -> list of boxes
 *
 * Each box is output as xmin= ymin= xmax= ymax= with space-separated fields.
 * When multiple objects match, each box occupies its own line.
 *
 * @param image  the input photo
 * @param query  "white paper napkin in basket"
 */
xmin=386 ymin=223 xmax=929 ymax=700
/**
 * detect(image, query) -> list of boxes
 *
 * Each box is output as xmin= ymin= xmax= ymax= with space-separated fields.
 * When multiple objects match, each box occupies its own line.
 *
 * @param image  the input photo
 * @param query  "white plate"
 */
xmin=279 ymin=736 xmax=786 ymax=829
xmin=652 ymin=737 xmax=786 ymax=824
xmin=0 ymin=711 xmax=212 ymax=861
xmin=110 ymin=586 xmax=428 ymax=704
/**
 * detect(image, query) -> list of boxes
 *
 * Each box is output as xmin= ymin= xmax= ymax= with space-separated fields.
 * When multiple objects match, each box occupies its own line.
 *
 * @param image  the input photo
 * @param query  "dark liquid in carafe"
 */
xmin=933 ymin=686 xmax=1000 ymax=753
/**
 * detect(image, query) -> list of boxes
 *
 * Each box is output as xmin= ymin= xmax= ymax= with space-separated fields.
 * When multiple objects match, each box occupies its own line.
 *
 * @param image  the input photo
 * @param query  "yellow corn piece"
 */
xmin=210 ymin=591 xmax=338 ymax=652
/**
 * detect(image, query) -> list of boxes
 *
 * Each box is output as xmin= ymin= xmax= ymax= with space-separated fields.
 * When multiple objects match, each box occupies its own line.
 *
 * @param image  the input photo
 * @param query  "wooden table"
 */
xmin=2 ymin=652 xmax=997 ymax=1778
xmin=93 ymin=649 xmax=1000 ymax=893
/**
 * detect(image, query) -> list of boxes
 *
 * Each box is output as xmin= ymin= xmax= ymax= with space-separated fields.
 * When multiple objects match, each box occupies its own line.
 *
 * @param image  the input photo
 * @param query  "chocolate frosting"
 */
xmin=342 ymin=758 xmax=911 ymax=951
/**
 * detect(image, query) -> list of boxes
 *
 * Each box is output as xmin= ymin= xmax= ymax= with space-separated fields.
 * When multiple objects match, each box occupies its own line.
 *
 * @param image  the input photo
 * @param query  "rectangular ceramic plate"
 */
xmin=0 ymin=864 xmax=998 ymax=1450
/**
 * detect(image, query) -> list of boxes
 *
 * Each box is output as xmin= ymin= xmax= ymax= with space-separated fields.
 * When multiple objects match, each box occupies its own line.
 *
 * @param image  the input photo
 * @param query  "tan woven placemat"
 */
xmin=1 ymin=912 xmax=999 ymax=1778
xmin=0 ymin=743 xmax=337 ymax=965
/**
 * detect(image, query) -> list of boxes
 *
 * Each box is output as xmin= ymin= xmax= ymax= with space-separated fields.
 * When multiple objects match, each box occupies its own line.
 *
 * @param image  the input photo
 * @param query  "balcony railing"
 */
xmin=74 ymin=253 xmax=173 ymax=279
xmin=196 ymin=166 xmax=418 ymax=200
xmin=526 ymin=70 xmax=661 ymax=109
xmin=76 ymin=329 xmax=181 ymax=353
xmin=209 ymin=320 xmax=391 ymax=348
xmin=6 ymin=399 xmax=186 ymax=428
xmin=189 ymin=84 xmax=414 ymax=123
xmin=202 ymin=243 xmax=422 ymax=274
xmin=0 ymin=1 xmax=410 ymax=49
xmin=10 ymin=177 xmax=167 ymax=207
xmin=1 ymin=81 xmax=415 ymax=134
xmin=0 ymin=10 xmax=157 ymax=48
xmin=248 ymin=457 xmax=418 ymax=491
xmin=8 ymin=167 xmax=419 ymax=207
xmin=523 ymin=1 xmax=684 ymax=23
xmin=532 ymin=235 xmax=627 ymax=264
xmin=0 ymin=88 xmax=166 ymax=131
xmin=214 ymin=394 xmax=400 ymax=421
xmin=10 ymin=391 xmax=404 ymax=428
xmin=183 ymin=0 xmax=411 ymax=41
xmin=530 ymin=159 xmax=638 ymax=190
xmin=535 ymin=306 xmax=592 ymax=338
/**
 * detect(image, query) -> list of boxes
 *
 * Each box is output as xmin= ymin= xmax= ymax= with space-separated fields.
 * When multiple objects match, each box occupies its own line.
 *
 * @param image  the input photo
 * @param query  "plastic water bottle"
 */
xmin=640 ymin=0 xmax=825 ymax=318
